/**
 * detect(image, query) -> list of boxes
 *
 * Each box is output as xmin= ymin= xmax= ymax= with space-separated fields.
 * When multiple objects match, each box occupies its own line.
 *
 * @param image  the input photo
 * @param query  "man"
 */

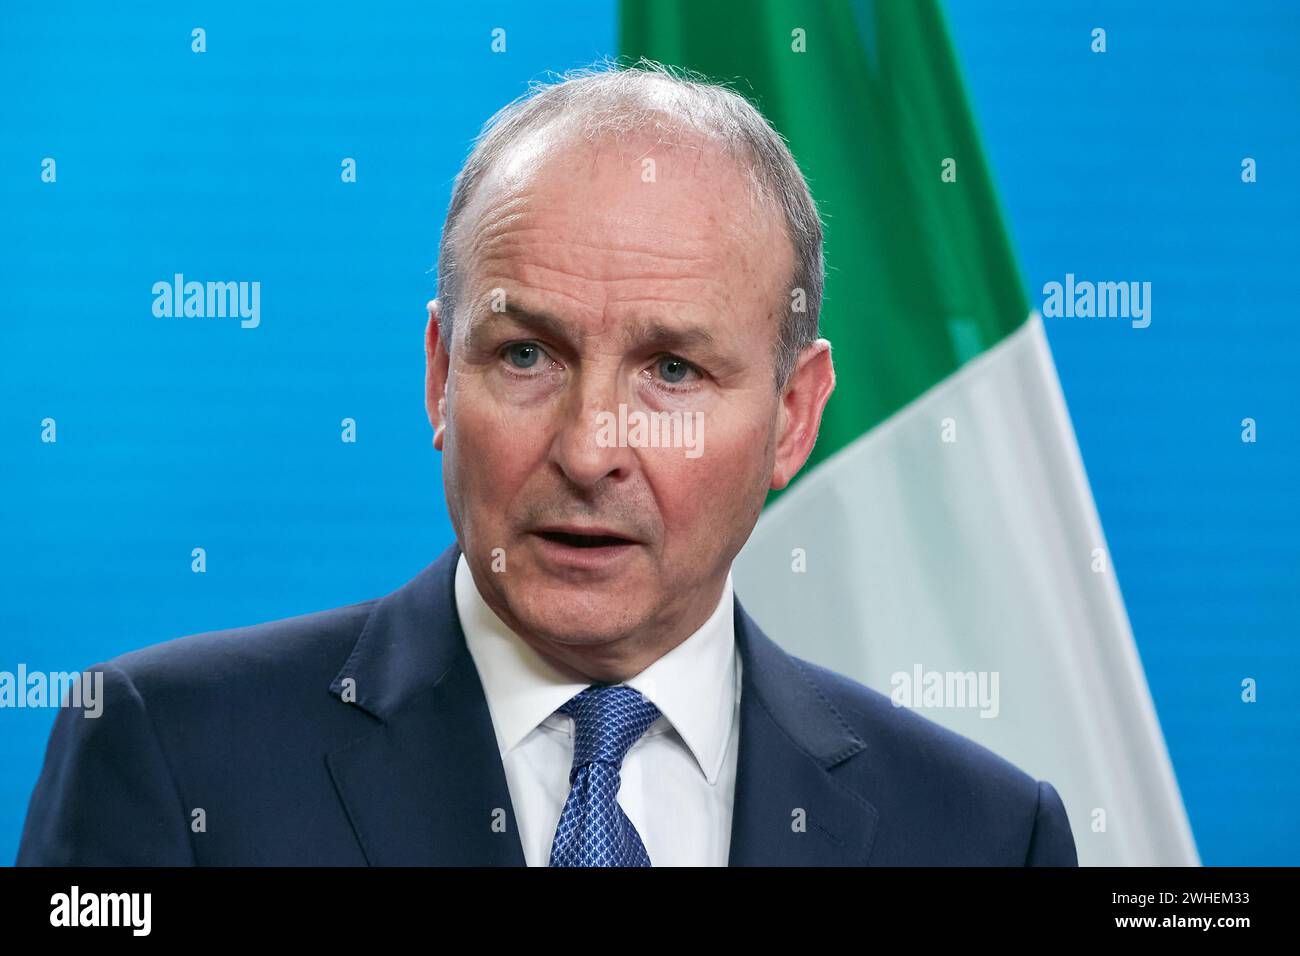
xmin=17 ymin=61 xmax=1077 ymax=866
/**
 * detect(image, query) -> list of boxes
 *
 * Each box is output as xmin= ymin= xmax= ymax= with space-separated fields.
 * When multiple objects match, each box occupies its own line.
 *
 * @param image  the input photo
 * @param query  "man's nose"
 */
xmin=548 ymin=369 xmax=635 ymax=491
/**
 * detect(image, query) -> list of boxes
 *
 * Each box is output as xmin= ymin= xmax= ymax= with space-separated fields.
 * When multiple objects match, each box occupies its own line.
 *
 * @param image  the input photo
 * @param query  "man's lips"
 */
xmin=530 ymin=525 xmax=641 ymax=548
xmin=528 ymin=525 xmax=642 ymax=574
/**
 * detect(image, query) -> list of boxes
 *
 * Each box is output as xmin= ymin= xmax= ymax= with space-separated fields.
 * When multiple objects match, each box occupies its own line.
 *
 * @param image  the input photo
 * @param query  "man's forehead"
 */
xmin=464 ymin=121 xmax=781 ymax=254
xmin=457 ymin=256 xmax=763 ymax=357
xmin=450 ymin=119 xmax=792 ymax=359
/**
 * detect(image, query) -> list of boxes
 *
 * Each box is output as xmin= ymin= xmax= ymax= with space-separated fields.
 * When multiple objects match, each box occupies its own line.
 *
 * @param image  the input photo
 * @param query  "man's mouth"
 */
xmin=535 ymin=530 xmax=634 ymax=548
xmin=529 ymin=526 xmax=642 ymax=571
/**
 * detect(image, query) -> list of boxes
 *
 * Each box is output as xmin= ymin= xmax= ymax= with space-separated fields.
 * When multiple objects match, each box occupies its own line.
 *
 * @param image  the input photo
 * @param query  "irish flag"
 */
xmin=621 ymin=0 xmax=1199 ymax=865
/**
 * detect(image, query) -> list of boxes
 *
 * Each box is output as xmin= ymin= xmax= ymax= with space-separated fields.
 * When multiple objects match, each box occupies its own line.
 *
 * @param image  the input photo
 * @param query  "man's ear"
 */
xmin=771 ymin=339 xmax=835 ymax=490
xmin=424 ymin=299 xmax=450 ymax=451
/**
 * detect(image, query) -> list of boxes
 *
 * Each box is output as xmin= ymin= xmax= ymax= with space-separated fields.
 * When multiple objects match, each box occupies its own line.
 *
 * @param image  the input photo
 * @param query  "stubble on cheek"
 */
xmin=650 ymin=425 xmax=764 ymax=591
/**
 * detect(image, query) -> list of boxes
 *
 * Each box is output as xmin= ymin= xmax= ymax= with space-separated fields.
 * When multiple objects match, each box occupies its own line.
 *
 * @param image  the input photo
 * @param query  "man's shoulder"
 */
xmin=786 ymin=653 xmax=1041 ymax=800
xmin=778 ymin=653 xmax=1077 ymax=865
xmin=96 ymin=596 xmax=379 ymax=704
xmin=17 ymin=594 xmax=393 ymax=866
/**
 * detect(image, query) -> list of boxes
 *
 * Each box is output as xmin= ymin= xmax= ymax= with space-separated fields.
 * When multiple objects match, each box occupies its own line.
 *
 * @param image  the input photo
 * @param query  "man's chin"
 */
xmin=500 ymin=575 xmax=649 ymax=647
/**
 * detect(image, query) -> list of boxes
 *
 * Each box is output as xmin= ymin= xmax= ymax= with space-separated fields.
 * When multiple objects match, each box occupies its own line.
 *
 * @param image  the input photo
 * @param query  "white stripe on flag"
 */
xmin=734 ymin=313 xmax=1198 ymax=866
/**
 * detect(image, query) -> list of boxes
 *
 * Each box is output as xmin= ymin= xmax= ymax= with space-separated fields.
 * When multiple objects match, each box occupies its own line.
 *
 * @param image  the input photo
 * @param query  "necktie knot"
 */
xmin=559 ymin=684 xmax=661 ymax=772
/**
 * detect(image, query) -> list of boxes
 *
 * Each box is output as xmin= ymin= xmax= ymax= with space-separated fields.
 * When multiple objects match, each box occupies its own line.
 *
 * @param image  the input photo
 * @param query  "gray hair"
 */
xmin=434 ymin=57 xmax=824 ymax=390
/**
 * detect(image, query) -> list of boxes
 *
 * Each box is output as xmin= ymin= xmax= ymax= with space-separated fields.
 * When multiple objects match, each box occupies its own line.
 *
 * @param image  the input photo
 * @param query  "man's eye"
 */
xmin=656 ymin=355 xmax=697 ymax=384
xmin=503 ymin=342 xmax=545 ymax=369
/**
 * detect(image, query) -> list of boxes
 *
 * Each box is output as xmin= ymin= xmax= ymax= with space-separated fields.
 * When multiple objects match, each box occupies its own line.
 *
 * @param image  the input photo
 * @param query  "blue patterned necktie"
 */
xmin=549 ymin=684 xmax=661 ymax=867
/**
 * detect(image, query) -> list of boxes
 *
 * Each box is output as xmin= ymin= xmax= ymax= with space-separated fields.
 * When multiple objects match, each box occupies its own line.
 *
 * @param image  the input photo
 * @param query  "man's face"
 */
xmin=426 ymin=125 xmax=831 ymax=678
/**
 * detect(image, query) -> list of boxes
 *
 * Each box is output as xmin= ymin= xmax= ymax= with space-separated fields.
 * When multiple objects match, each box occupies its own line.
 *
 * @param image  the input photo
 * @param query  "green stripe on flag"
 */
xmin=619 ymin=0 xmax=1029 ymax=493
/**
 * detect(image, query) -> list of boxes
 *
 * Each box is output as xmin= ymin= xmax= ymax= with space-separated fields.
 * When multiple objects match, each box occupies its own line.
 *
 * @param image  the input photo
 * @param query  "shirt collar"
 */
xmin=455 ymin=551 xmax=737 ymax=785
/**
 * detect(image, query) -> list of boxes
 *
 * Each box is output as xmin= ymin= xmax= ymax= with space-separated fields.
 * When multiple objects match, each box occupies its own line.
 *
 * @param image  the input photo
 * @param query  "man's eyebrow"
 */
xmin=627 ymin=318 xmax=746 ymax=377
xmin=623 ymin=319 xmax=720 ymax=355
xmin=464 ymin=305 xmax=574 ymax=350
xmin=465 ymin=304 xmax=737 ymax=368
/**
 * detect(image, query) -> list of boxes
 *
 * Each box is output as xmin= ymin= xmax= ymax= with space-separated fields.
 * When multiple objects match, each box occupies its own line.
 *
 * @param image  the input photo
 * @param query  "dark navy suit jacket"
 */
xmin=17 ymin=542 xmax=1078 ymax=866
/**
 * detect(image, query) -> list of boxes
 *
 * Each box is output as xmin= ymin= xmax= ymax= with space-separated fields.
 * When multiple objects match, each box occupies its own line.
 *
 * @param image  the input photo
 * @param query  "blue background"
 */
xmin=1 ymin=0 xmax=1295 ymax=865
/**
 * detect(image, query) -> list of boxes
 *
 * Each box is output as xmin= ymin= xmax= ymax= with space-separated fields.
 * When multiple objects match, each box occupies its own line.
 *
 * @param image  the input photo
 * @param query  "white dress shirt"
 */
xmin=455 ymin=553 xmax=742 ymax=866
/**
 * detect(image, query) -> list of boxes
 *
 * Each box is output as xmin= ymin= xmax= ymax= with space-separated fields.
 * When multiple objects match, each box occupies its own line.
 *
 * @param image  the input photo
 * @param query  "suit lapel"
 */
xmin=727 ymin=599 xmax=880 ymax=865
xmin=325 ymin=542 xmax=526 ymax=865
